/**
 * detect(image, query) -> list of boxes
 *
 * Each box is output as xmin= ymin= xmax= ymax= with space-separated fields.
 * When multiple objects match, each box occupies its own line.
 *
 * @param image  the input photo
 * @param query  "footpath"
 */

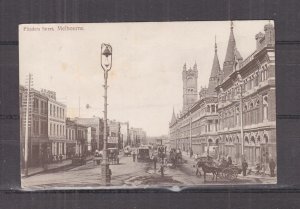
xmin=21 ymin=159 xmax=72 ymax=178
xmin=21 ymin=156 xmax=94 ymax=178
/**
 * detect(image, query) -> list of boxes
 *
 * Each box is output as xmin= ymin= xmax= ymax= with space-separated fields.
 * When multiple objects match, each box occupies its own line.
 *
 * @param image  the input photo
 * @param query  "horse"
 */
xmin=195 ymin=158 xmax=220 ymax=182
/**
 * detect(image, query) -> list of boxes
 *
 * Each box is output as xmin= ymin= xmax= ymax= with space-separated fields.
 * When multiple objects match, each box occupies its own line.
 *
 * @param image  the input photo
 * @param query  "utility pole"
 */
xmin=237 ymin=73 xmax=244 ymax=163
xmin=239 ymin=81 xmax=244 ymax=161
xmin=189 ymin=112 xmax=192 ymax=154
xmin=24 ymin=73 xmax=33 ymax=177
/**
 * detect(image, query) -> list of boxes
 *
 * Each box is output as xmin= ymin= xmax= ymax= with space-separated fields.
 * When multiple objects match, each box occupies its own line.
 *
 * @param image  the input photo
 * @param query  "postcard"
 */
xmin=19 ymin=21 xmax=276 ymax=189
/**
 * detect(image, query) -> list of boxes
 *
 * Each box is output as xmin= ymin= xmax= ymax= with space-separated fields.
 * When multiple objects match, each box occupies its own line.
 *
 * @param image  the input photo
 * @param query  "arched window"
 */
xmin=207 ymin=105 xmax=210 ymax=113
xmin=250 ymin=136 xmax=255 ymax=145
xmin=211 ymin=105 xmax=215 ymax=113
xmin=264 ymin=134 xmax=269 ymax=144
xmin=257 ymin=136 xmax=261 ymax=145
xmin=245 ymin=136 xmax=249 ymax=145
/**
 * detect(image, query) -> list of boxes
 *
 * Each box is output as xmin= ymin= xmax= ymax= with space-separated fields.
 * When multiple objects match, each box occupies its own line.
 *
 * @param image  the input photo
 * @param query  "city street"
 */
xmin=22 ymin=153 xmax=276 ymax=189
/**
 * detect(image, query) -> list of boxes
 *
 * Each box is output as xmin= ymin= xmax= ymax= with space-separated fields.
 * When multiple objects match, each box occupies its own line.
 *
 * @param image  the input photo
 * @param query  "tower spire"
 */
xmin=207 ymin=37 xmax=221 ymax=95
xmin=222 ymin=21 xmax=238 ymax=79
xmin=214 ymin=35 xmax=217 ymax=53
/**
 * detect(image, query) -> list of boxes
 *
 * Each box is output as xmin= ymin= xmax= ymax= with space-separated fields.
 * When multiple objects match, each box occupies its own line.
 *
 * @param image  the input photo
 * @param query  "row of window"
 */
xmin=32 ymin=120 xmax=47 ymax=136
xmin=49 ymin=104 xmax=65 ymax=119
xmin=33 ymin=98 xmax=48 ymax=114
xmin=220 ymin=66 xmax=269 ymax=102
xmin=66 ymin=128 xmax=76 ymax=140
xmin=49 ymin=123 xmax=65 ymax=137
xmin=220 ymin=96 xmax=268 ymax=130
xmin=51 ymin=142 xmax=65 ymax=155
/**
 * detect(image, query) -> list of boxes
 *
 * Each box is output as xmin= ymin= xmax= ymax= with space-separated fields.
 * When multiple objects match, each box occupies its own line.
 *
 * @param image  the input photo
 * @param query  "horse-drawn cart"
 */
xmin=195 ymin=156 xmax=242 ymax=182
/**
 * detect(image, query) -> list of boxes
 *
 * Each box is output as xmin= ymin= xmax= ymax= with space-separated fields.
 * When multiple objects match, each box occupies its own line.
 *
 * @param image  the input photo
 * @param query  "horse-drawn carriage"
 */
xmin=107 ymin=148 xmax=119 ymax=165
xmin=195 ymin=156 xmax=242 ymax=182
xmin=168 ymin=148 xmax=184 ymax=167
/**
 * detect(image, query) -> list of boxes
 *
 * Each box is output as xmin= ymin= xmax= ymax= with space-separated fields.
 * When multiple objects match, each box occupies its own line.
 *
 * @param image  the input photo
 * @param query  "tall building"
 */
xmin=170 ymin=22 xmax=276 ymax=166
xmin=120 ymin=122 xmax=130 ymax=147
xmin=20 ymin=86 xmax=49 ymax=167
xmin=169 ymin=39 xmax=220 ymax=156
xmin=216 ymin=22 xmax=276 ymax=165
xmin=41 ymin=89 xmax=67 ymax=159
xmin=87 ymin=126 xmax=97 ymax=152
xmin=74 ymin=117 xmax=104 ymax=150
xmin=182 ymin=63 xmax=198 ymax=112
xmin=107 ymin=120 xmax=121 ymax=148
xmin=129 ymin=127 xmax=147 ymax=147
xmin=66 ymin=118 xmax=77 ymax=158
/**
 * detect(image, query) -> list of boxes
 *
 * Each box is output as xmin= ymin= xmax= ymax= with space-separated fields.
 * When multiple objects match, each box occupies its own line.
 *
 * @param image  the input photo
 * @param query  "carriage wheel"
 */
xmin=225 ymin=169 xmax=237 ymax=181
xmin=220 ymin=169 xmax=227 ymax=179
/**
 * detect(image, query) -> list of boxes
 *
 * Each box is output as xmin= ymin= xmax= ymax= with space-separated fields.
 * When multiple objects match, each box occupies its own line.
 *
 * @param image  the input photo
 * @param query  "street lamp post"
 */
xmin=189 ymin=113 xmax=192 ymax=154
xmin=100 ymin=43 xmax=112 ymax=186
xmin=237 ymin=73 xmax=245 ymax=162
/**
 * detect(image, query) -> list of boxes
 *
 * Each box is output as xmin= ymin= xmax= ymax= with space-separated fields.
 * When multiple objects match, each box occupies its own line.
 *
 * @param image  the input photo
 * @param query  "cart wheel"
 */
xmin=225 ymin=169 xmax=236 ymax=181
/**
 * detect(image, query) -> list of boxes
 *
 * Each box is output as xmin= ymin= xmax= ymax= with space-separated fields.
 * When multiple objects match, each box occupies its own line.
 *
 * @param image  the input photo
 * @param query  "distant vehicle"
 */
xmin=94 ymin=150 xmax=102 ymax=165
xmin=124 ymin=146 xmax=132 ymax=156
xmin=107 ymin=148 xmax=119 ymax=164
xmin=137 ymin=146 xmax=150 ymax=162
xmin=72 ymin=154 xmax=86 ymax=166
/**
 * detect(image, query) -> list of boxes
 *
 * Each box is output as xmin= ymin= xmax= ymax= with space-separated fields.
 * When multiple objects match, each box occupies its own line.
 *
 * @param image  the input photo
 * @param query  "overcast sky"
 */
xmin=19 ymin=20 xmax=272 ymax=137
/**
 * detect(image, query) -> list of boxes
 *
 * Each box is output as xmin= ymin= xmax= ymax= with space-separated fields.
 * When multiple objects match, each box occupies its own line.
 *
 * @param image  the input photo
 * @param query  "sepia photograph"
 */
xmin=19 ymin=20 xmax=276 ymax=189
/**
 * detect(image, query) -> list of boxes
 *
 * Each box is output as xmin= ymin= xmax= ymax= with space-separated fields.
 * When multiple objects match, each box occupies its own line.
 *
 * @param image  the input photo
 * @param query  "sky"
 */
xmin=19 ymin=20 xmax=272 ymax=137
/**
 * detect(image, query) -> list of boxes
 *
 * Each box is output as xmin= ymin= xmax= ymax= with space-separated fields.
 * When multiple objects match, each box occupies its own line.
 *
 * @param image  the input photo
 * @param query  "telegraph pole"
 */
xmin=189 ymin=112 xmax=192 ymax=154
xmin=24 ymin=73 xmax=33 ymax=177
xmin=237 ymin=73 xmax=244 ymax=162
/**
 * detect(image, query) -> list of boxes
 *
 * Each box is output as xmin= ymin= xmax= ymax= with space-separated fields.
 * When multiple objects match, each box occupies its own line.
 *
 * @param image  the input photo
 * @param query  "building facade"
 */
xmin=74 ymin=117 xmax=104 ymax=150
xmin=120 ymin=122 xmax=130 ymax=148
xmin=169 ymin=22 xmax=276 ymax=167
xmin=87 ymin=126 xmax=97 ymax=152
xmin=169 ymin=40 xmax=220 ymax=158
xmin=107 ymin=120 xmax=121 ymax=148
xmin=75 ymin=123 xmax=88 ymax=156
xmin=66 ymin=118 xmax=77 ymax=158
xmin=129 ymin=127 xmax=147 ymax=147
xmin=41 ymin=89 xmax=67 ymax=160
xmin=216 ymin=22 xmax=276 ymax=166
xmin=20 ymin=86 xmax=49 ymax=167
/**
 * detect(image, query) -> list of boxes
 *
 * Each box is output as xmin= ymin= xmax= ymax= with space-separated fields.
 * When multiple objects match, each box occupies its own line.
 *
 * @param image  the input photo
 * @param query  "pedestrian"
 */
xmin=59 ymin=154 xmax=63 ymax=163
xmin=242 ymin=159 xmax=248 ymax=176
xmin=190 ymin=149 xmax=193 ymax=158
xmin=132 ymin=151 xmax=136 ymax=162
xmin=269 ymin=158 xmax=276 ymax=177
xmin=160 ymin=164 xmax=164 ymax=177
xmin=153 ymin=155 xmax=157 ymax=170
xmin=108 ymin=168 xmax=112 ymax=182
xmin=227 ymin=156 xmax=232 ymax=166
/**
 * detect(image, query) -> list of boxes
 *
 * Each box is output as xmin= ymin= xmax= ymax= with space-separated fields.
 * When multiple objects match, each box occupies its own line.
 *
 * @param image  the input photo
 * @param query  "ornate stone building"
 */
xmin=169 ymin=40 xmax=220 ymax=156
xmin=216 ymin=22 xmax=276 ymax=166
xmin=170 ymin=22 xmax=276 ymax=167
